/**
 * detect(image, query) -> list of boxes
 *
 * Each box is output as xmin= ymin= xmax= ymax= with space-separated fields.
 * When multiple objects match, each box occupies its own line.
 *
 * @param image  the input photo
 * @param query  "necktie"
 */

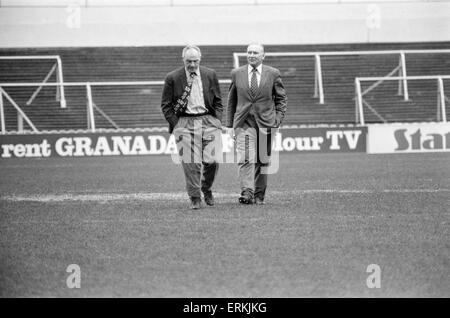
xmin=173 ymin=72 xmax=197 ymax=116
xmin=250 ymin=68 xmax=258 ymax=97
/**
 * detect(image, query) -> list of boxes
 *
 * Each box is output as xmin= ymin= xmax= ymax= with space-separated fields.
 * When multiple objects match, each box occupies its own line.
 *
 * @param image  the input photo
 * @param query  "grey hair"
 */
xmin=182 ymin=45 xmax=202 ymax=59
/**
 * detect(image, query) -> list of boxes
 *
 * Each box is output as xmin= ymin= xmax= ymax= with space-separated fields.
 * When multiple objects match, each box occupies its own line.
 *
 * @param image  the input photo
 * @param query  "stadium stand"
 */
xmin=1 ymin=42 xmax=449 ymax=132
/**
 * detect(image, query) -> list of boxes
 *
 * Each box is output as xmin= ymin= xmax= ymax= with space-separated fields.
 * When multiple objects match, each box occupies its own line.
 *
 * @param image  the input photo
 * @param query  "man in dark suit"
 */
xmin=161 ymin=45 xmax=223 ymax=209
xmin=226 ymin=44 xmax=287 ymax=205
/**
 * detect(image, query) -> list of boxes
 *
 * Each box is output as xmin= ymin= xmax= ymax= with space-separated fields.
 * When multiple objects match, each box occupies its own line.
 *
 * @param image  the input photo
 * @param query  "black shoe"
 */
xmin=254 ymin=197 xmax=265 ymax=205
xmin=203 ymin=191 xmax=215 ymax=206
xmin=190 ymin=197 xmax=201 ymax=210
xmin=239 ymin=191 xmax=254 ymax=205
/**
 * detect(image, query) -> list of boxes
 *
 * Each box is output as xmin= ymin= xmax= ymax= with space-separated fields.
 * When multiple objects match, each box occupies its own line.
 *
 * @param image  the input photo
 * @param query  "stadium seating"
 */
xmin=0 ymin=42 xmax=449 ymax=131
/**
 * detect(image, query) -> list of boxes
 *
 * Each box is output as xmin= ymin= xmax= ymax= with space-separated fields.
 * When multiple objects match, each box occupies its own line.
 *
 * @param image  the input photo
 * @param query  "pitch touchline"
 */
xmin=1 ymin=189 xmax=449 ymax=202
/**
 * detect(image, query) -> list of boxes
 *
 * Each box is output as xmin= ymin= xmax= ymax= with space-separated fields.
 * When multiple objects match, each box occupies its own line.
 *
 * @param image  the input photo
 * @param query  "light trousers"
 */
xmin=173 ymin=115 xmax=222 ymax=198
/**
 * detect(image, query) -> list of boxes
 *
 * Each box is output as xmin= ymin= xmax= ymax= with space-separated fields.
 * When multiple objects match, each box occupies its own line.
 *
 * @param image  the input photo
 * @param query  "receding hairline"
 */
xmin=247 ymin=44 xmax=265 ymax=53
xmin=182 ymin=45 xmax=202 ymax=59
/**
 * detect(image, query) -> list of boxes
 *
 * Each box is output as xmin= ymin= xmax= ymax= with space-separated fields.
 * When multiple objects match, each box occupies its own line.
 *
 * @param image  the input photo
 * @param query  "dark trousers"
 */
xmin=236 ymin=115 xmax=272 ymax=199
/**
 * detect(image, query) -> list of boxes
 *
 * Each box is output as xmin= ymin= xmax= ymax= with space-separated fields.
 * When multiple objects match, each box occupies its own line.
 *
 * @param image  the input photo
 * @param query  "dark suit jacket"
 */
xmin=161 ymin=65 xmax=223 ymax=133
xmin=226 ymin=64 xmax=287 ymax=129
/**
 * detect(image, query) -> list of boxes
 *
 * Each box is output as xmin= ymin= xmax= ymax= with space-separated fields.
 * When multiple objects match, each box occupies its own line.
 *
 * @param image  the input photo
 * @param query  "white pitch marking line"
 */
xmin=1 ymin=189 xmax=449 ymax=203
xmin=382 ymin=189 xmax=450 ymax=193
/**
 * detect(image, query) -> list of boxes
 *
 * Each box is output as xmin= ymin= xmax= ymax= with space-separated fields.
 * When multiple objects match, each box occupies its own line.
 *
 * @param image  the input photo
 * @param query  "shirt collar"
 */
xmin=248 ymin=64 xmax=262 ymax=74
xmin=185 ymin=68 xmax=200 ymax=78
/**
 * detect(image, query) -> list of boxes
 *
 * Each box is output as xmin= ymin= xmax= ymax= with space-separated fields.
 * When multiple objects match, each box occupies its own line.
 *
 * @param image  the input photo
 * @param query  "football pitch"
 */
xmin=0 ymin=152 xmax=449 ymax=297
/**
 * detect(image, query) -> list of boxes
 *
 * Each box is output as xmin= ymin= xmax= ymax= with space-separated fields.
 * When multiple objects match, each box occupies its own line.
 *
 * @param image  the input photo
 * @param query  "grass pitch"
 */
xmin=0 ymin=152 xmax=449 ymax=297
